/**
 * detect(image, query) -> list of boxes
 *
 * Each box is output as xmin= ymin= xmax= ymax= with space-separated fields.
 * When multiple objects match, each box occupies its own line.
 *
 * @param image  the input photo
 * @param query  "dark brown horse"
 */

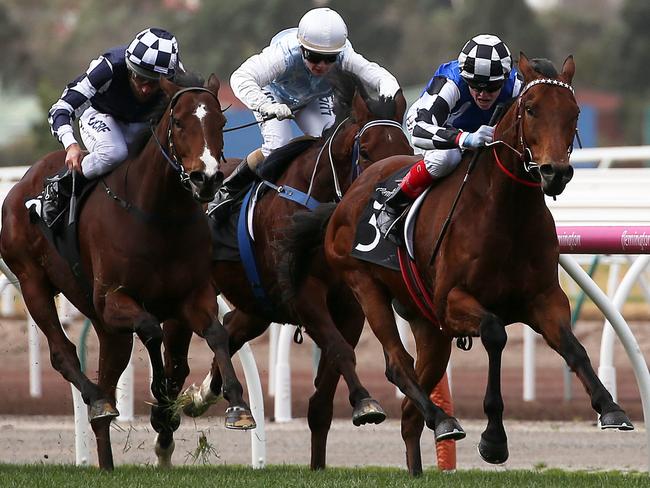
xmin=281 ymin=54 xmax=634 ymax=475
xmin=172 ymin=72 xmax=413 ymax=469
xmin=0 ymin=74 xmax=254 ymax=470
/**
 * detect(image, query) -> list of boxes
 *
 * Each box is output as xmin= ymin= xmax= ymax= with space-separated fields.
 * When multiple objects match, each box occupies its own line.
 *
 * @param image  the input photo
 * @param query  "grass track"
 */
xmin=1 ymin=465 xmax=648 ymax=488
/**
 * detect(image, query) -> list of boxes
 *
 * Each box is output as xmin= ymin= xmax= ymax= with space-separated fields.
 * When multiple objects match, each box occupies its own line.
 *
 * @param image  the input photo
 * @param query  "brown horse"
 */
xmin=281 ymin=54 xmax=634 ymax=475
xmin=0 ymin=74 xmax=254 ymax=470
xmin=172 ymin=72 xmax=413 ymax=469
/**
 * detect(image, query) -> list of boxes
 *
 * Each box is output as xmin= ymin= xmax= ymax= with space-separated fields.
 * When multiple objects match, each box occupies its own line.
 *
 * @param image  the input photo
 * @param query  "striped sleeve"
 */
xmin=48 ymin=56 xmax=114 ymax=148
xmin=408 ymin=76 xmax=462 ymax=150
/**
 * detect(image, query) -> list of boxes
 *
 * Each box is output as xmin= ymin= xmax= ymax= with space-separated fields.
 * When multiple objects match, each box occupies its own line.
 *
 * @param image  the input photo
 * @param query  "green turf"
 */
xmin=0 ymin=464 xmax=648 ymax=488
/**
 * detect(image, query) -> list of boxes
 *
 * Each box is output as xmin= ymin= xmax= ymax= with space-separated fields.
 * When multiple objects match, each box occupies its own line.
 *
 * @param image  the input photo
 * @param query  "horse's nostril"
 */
xmin=539 ymin=165 xmax=554 ymax=178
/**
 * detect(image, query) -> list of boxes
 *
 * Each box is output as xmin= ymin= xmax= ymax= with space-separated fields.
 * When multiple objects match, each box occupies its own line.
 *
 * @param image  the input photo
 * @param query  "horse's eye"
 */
xmin=525 ymin=105 xmax=535 ymax=116
xmin=360 ymin=149 xmax=370 ymax=160
xmin=173 ymin=118 xmax=183 ymax=129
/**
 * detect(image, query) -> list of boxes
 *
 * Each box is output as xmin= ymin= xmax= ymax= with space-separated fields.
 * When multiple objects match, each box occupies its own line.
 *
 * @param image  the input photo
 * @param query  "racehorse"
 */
xmin=172 ymin=70 xmax=414 ymax=469
xmin=0 ymin=73 xmax=255 ymax=470
xmin=280 ymin=54 xmax=634 ymax=475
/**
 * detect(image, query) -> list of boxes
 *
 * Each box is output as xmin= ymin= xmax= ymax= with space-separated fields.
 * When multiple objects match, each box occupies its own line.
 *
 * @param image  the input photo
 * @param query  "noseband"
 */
xmin=309 ymin=118 xmax=408 ymax=200
xmin=490 ymin=78 xmax=577 ymax=186
xmin=151 ymin=86 xmax=226 ymax=190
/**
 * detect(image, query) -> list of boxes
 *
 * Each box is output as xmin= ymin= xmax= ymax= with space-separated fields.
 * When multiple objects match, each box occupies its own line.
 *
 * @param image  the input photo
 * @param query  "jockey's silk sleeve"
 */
xmin=230 ymin=44 xmax=287 ymax=112
xmin=48 ymin=56 xmax=114 ymax=148
xmin=340 ymin=47 xmax=400 ymax=99
xmin=408 ymin=76 xmax=463 ymax=150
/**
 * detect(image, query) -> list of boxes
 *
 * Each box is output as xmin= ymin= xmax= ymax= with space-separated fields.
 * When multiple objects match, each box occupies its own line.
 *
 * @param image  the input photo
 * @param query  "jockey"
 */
xmin=43 ymin=27 xmax=181 ymax=226
xmin=212 ymin=7 xmax=401 ymax=213
xmin=377 ymin=34 xmax=523 ymax=238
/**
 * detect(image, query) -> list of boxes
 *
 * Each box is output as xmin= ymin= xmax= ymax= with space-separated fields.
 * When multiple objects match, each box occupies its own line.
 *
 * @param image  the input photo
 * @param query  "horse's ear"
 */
xmin=560 ymin=55 xmax=575 ymax=84
xmin=394 ymin=90 xmax=407 ymax=122
xmin=160 ymin=76 xmax=180 ymax=98
xmin=206 ymin=73 xmax=221 ymax=95
xmin=518 ymin=52 xmax=540 ymax=83
xmin=351 ymin=89 xmax=370 ymax=121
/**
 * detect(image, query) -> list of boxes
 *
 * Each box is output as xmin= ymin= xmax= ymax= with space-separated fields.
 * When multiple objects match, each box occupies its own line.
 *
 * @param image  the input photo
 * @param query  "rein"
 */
xmin=307 ymin=118 xmax=408 ymax=201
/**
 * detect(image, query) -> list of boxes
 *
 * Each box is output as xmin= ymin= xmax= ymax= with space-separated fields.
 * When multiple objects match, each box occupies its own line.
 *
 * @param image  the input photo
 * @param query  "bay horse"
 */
xmin=0 ymin=73 xmax=254 ymax=470
xmin=281 ymin=54 xmax=634 ymax=475
xmin=171 ymin=71 xmax=413 ymax=469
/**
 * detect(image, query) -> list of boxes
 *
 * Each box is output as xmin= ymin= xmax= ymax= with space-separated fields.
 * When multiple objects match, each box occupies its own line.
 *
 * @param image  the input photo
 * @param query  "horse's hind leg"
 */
xmin=19 ymin=276 xmax=112 ymax=415
xmin=154 ymin=320 xmax=193 ymax=467
xmin=400 ymin=318 xmax=452 ymax=476
xmin=528 ymin=287 xmax=633 ymax=430
xmin=297 ymin=283 xmax=384 ymax=427
xmin=348 ymin=273 xmax=465 ymax=442
xmin=92 ymin=327 xmax=134 ymax=471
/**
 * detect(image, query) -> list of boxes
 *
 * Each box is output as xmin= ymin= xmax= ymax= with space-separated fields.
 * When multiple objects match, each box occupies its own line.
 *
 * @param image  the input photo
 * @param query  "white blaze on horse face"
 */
xmin=193 ymin=103 xmax=220 ymax=176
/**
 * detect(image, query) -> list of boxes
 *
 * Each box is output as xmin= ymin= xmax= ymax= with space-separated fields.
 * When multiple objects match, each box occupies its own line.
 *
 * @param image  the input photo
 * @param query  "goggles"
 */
xmin=467 ymin=79 xmax=505 ymax=93
xmin=302 ymin=48 xmax=338 ymax=64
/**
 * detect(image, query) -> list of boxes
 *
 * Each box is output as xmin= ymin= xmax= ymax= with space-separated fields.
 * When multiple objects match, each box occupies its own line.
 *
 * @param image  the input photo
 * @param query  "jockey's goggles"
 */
xmin=466 ymin=79 xmax=505 ymax=93
xmin=129 ymin=69 xmax=160 ymax=86
xmin=301 ymin=48 xmax=338 ymax=64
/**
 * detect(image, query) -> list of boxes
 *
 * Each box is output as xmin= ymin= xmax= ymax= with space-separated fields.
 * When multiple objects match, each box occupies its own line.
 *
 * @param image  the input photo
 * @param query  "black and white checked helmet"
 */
xmin=125 ymin=28 xmax=178 ymax=79
xmin=457 ymin=34 xmax=511 ymax=84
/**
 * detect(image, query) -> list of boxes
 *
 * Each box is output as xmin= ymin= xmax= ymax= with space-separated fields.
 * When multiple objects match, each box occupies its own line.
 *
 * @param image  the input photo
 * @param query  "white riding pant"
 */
xmin=78 ymin=107 xmax=149 ymax=178
xmin=255 ymin=89 xmax=335 ymax=156
xmin=416 ymin=147 xmax=463 ymax=178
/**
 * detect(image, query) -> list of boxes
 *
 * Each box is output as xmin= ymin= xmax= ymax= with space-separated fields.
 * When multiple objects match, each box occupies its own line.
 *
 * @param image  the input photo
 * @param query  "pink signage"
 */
xmin=556 ymin=226 xmax=650 ymax=254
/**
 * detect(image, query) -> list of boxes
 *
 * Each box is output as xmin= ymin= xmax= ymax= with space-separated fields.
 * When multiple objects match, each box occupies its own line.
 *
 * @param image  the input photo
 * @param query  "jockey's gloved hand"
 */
xmin=378 ymin=80 xmax=401 ymax=100
xmin=459 ymin=125 xmax=495 ymax=149
xmin=260 ymin=103 xmax=293 ymax=121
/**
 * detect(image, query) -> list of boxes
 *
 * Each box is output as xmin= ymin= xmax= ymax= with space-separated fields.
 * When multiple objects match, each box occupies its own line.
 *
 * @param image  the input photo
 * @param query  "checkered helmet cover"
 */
xmin=125 ymin=28 xmax=178 ymax=78
xmin=457 ymin=34 xmax=511 ymax=84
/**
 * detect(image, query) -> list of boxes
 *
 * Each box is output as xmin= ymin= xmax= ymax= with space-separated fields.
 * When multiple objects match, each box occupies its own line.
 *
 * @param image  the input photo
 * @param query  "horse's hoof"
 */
xmin=478 ymin=436 xmax=509 ymax=464
xmin=600 ymin=411 xmax=634 ymax=431
xmin=434 ymin=417 xmax=466 ymax=442
xmin=352 ymin=398 xmax=386 ymax=426
xmin=88 ymin=400 xmax=119 ymax=422
xmin=183 ymin=402 xmax=211 ymax=418
xmin=225 ymin=406 xmax=256 ymax=430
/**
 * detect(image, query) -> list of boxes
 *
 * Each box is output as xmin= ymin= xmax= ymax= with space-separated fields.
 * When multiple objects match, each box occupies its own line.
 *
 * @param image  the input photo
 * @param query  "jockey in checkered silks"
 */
xmin=376 ymin=34 xmax=523 ymax=238
xmin=43 ymin=27 xmax=182 ymax=226
xmin=209 ymin=7 xmax=401 ymax=217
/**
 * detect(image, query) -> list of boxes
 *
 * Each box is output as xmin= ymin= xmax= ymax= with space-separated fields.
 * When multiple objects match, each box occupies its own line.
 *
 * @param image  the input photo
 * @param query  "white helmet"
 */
xmin=297 ymin=8 xmax=348 ymax=54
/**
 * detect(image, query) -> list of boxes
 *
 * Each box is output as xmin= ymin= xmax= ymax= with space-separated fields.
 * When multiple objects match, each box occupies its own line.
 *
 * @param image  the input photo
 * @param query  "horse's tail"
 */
xmin=277 ymin=202 xmax=338 ymax=303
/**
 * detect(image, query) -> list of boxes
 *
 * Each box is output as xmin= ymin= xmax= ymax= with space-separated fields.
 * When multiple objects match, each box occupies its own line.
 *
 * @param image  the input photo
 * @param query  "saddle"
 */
xmin=25 ymin=168 xmax=97 ymax=302
xmin=350 ymin=165 xmax=430 ymax=270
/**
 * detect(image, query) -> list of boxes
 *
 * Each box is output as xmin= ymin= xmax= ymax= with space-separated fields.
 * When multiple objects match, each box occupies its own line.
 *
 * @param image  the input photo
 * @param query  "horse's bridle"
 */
xmin=308 ymin=118 xmax=408 ymax=200
xmin=489 ymin=78 xmax=579 ymax=186
xmin=150 ymin=86 xmax=226 ymax=190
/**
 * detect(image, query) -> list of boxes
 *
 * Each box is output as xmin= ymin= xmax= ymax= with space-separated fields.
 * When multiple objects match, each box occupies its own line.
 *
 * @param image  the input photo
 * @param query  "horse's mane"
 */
xmin=129 ymin=71 xmax=206 ymax=156
xmin=322 ymin=67 xmax=398 ymax=139
xmin=529 ymin=58 xmax=558 ymax=78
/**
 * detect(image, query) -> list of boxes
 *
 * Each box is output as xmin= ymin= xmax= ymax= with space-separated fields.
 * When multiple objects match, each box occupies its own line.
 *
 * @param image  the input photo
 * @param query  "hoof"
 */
xmin=88 ymin=400 xmax=119 ymax=422
xmin=600 ymin=411 xmax=634 ymax=431
xmin=181 ymin=383 xmax=218 ymax=418
xmin=183 ymin=401 xmax=212 ymax=418
xmin=434 ymin=417 xmax=466 ymax=442
xmin=352 ymin=398 xmax=386 ymax=426
xmin=478 ymin=436 xmax=509 ymax=464
xmin=225 ymin=406 xmax=256 ymax=430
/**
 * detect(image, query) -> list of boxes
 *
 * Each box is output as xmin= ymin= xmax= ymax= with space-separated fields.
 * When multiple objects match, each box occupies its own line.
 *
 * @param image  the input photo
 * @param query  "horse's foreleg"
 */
xmin=401 ymin=317 xmax=453 ymax=476
xmin=182 ymin=292 xmax=256 ymax=430
xmin=445 ymin=287 xmax=509 ymax=464
xmin=101 ymin=290 xmax=166 ymax=403
xmin=307 ymin=353 xmax=340 ymax=470
xmin=349 ymin=273 xmax=465 ymax=442
xmin=153 ymin=320 xmax=193 ymax=468
xmin=528 ymin=287 xmax=633 ymax=430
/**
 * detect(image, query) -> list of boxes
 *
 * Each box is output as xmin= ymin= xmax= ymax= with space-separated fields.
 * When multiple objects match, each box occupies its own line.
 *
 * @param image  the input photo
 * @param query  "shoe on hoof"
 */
xmin=600 ymin=411 xmax=634 ymax=431
xmin=352 ymin=398 xmax=386 ymax=426
xmin=434 ymin=417 xmax=466 ymax=442
xmin=225 ymin=406 xmax=256 ymax=430
xmin=89 ymin=400 xmax=119 ymax=421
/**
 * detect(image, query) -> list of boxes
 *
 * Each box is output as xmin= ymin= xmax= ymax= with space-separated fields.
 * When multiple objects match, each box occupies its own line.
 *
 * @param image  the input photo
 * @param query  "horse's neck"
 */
xmin=120 ymin=131 xmax=194 ymax=214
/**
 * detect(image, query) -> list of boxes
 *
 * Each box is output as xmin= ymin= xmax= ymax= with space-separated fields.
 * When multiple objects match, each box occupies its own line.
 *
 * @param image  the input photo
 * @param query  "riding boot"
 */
xmin=209 ymin=149 xmax=264 ymax=220
xmin=376 ymin=159 xmax=435 ymax=241
xmin=41 ymin=169 xmax=73 ymax=228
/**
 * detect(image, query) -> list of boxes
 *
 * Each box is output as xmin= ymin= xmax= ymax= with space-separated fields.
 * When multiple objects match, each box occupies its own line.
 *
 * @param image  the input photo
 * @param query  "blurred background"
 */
xmin=1 ymin=0 xmax=649 ymax=161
